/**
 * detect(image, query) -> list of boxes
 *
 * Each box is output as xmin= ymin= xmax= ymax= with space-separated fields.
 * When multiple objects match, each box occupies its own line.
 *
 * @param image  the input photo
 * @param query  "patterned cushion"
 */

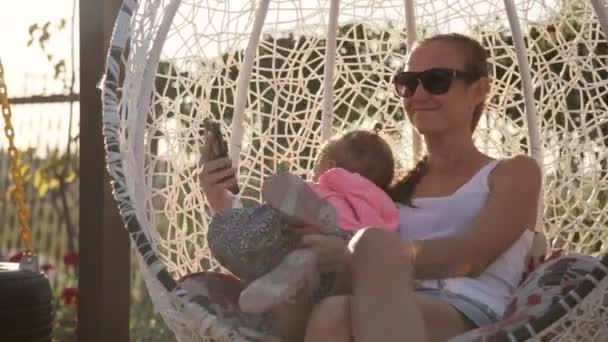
xmin=177 ymin=271 xmax=274 ymax=334
xmin=521 ymin=231 xmax=548 ymax=282
xmin=449 ymin=255 xmax=599 ymax=342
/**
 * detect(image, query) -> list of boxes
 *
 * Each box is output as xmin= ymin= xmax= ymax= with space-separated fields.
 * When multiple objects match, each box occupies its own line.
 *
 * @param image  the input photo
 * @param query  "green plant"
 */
xmin=51 ymin=252 xmax=79 ymax=342
xmin=129 ymin=269 xmax=176 ymax=342
xmin=27 ymin=19 xmax=69 ymax=88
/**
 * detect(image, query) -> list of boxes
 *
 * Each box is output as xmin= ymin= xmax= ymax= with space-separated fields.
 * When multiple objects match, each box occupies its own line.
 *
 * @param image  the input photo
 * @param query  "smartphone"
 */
xmin=202 ymin=118 xmax=240 ymax=194
xmin=203 ymin=118 xmax=229 ymax=159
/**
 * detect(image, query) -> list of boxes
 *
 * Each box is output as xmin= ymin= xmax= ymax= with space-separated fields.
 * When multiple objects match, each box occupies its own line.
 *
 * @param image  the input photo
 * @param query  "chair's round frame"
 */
xmin=102 ymin=0 xmax=608 ymax=340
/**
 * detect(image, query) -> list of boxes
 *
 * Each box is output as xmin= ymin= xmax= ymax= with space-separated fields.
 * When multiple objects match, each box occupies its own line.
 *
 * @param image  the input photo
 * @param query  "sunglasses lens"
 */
xmin=420 ymin=69 xmax=453 ymax=95
xmin=394 ymin=72 xmax=418 ymax=97
xmin=394 ymin=68 xmax=461 ymax=97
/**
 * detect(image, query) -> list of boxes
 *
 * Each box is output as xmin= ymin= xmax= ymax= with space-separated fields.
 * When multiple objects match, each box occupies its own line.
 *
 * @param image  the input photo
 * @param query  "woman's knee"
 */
xmin=349 ymin=227 xmax=411 ymax=267
xmin=305 ymin=295 xmax=351 ymax=341
xmin=309 ymin=295 xmax=350 ymax=327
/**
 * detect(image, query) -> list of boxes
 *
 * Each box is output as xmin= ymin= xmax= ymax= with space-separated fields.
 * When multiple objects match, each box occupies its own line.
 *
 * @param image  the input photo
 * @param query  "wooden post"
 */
xmin=78 ymin=0 xmax=130 ymax=341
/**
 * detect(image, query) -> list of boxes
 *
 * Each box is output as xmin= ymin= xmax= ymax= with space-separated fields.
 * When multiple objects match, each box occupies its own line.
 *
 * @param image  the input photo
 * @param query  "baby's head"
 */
xmin=313 ymin=128 xmax=395 ymax=190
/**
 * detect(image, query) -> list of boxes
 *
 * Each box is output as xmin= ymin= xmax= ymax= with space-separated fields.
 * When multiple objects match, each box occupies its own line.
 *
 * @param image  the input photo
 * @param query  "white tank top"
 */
xmin=398 ymin=160 xmax=534 ymax=316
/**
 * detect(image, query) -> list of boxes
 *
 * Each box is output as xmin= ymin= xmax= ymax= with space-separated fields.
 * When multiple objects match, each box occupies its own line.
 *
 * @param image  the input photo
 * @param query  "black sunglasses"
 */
xmin=392 ymin=68 xmax=480 ymax=98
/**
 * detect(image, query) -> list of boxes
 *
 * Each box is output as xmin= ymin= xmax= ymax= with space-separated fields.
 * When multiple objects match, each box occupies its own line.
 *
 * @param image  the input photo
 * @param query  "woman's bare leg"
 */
xmin=305 ymin=292 xmax=474 ymax=342
xmin=304 ymin=228 xmax=475 ymax=342
xmin=413 ymin=293 xmax=475 ymax=342
xmin=348 ymin=228 xmax=428 ymax=342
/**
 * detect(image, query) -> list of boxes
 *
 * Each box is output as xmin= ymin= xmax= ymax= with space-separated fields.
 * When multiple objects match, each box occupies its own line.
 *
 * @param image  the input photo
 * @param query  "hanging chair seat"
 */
xmin=173 ymin=235 xmax=608 ymax=341
xmin=102 ymin=0 xmax=608 ymax=340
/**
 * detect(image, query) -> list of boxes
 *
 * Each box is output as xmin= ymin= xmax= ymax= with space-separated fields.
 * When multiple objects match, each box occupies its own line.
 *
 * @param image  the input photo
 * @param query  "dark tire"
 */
xmin=0 ymin=262 xmax=53 ymax=342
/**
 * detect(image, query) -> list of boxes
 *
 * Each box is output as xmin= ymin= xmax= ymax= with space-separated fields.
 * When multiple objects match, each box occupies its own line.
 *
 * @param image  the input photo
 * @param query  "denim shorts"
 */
xmin=415 ymin=287 xmax=500 ymax=328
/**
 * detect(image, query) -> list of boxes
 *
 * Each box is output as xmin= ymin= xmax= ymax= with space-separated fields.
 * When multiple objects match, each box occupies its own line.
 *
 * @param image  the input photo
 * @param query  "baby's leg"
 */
xmin=207 ymin=205 xmax=299 ymax=283
xmin=239 ymin=249 xmax=319 ymax=314
xmin=270 ymin=285 xmax=359 ymax=341
xmin=269 ymin=289 xmax=315 ymax=341
xmin=239 ymin=229 xmax=355 ymax=314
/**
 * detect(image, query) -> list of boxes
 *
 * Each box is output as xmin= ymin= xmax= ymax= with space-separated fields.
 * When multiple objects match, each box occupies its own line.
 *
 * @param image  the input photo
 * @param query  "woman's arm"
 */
xmin=295 ymin=156 xmax=541 ymax=281
xmin=409 ymin=155 xmax=542 ymax=279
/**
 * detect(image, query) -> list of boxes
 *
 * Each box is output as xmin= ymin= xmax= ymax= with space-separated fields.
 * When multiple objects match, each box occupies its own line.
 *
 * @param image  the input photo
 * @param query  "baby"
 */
xmin=206 ymin=128 xmax=399 ymax=314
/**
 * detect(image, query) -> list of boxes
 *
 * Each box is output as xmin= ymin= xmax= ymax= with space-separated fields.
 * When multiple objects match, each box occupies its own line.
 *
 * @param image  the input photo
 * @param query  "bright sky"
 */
xmin=0 ymin=0 xmax=78 ymax=155
xmin=1 ymin=0 xmax=79 ymax=96
xmin=0 ymin=0 xmax=561 ymax=158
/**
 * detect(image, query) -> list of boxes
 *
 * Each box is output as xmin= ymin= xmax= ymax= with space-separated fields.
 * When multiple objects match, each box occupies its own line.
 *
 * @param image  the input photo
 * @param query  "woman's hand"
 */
xmin=288 ymin=224 xmax=326 ymax=236
xmin=300 ymin=234 xmax=351 ymax=272
xmin=199 ymin=132 xmax=238 ymax=212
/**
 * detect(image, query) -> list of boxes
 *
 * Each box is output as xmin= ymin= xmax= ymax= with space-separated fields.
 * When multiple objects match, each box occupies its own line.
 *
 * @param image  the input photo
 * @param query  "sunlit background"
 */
xmin=1 ymin=2 xmax=176 ymax=340
xmin=1 ymin=1 xmax=607 ymax=341
xmin=1 ymin=0 xmax=79 ymax=156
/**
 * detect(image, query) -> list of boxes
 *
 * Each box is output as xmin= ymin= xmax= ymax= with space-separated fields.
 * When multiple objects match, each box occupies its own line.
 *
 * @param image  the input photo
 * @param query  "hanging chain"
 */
xmin=0 ymin=60 xmax=33 ymax=255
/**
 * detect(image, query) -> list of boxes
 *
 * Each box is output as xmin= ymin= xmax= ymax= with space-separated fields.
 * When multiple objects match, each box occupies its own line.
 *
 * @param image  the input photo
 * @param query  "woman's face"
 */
xmin=401 ymin=41 xmax=486 ymax=136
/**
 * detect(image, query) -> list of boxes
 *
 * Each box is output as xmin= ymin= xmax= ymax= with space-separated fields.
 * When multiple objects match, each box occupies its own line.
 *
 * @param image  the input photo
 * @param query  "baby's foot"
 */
xmin=239 ymin=249 xmax=319 ymax=314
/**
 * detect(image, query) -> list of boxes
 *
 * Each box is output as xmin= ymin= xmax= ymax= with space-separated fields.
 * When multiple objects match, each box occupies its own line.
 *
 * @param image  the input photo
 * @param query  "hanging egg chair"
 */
xmin=102 ymin=0 xmax=608 ymax=340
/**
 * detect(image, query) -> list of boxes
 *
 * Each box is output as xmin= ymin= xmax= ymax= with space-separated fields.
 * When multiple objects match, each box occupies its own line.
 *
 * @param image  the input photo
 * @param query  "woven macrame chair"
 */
xmin=101 ymin=0 xmax=608 ymax=340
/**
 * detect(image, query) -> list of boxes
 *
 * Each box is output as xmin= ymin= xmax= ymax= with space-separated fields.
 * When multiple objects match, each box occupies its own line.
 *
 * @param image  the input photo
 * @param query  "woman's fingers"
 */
xmin=301 ymin=234 xmax=350 ymax=271
xmin=289 ymin=224 xmax=323 ymax=236
xmin=300 ymin=234 xmax=322 ymax=246
xmin=199 ymin=158 xmax=236 ymax=190
xmin=202 ymin=157 xmax=232 ymax=173
xmin=200 ymin=166 xmax=236 ymax=187
xmin=200 ymin=158 xmax=232 ymax=177
xmin=217 ymin=174 xmax=239 ymax=190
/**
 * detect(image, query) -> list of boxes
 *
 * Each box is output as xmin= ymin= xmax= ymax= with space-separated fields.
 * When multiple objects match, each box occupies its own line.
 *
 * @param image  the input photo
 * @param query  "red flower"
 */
xmin=61 ymin=287 xmax=79 ymax=305
xmin=9 ymin=251 xmax=23 ymax=262
xmin=63 ymin=251 xmax=79 ymax=267
xmin=41 ymin=263 xmax=54 ymax=274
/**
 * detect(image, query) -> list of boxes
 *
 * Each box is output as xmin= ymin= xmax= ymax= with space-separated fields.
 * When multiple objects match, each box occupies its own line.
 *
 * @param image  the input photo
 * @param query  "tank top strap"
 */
xmin=466 ymin=159 xmax=501 ymax=192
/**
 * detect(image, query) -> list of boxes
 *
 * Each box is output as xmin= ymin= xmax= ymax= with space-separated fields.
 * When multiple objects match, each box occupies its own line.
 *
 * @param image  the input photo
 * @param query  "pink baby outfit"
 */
xmin=310 ymin=167 xmax=398 ymax=232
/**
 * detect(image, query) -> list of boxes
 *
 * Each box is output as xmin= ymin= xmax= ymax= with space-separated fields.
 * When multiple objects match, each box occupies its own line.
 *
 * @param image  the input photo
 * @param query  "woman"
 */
xmin=300 ymin=33 xmax=542 ymax=341
xmin=199 ymin=33 xmax=541 ymax=342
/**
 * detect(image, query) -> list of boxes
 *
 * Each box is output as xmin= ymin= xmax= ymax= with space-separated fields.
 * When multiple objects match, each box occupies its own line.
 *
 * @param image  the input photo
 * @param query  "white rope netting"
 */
xmin=103 ymin=0 xmax=608 ymax=340
xmin=533 ymin=278 xmax=608 ymax=341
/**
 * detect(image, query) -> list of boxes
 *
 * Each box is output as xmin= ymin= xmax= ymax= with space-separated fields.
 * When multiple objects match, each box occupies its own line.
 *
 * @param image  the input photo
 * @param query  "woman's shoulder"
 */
xmin=490 ymin=155 xmax=542 ymax=188
xmin=496 ymin=155 xmax=541 ymax=173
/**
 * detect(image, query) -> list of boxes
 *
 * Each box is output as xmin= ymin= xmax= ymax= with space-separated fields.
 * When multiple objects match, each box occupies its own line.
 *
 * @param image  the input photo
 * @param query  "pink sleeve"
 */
xmin=328 ymin=193 xmax=399 ymax=233
xmin=313 ymin=179 xmax=399 ymax=232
